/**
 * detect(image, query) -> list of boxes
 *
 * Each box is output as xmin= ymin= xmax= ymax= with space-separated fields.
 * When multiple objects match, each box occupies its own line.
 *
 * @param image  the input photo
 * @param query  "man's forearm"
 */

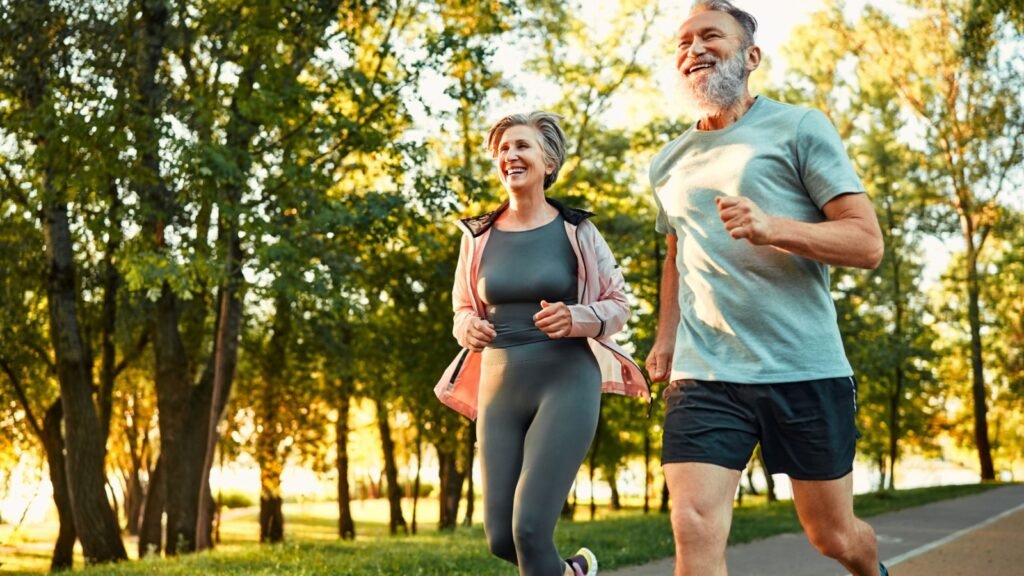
xmin=767 ymin=215 xmax=883 ymax=269
xmin=766 ymin=193 xmax=883 ymax=269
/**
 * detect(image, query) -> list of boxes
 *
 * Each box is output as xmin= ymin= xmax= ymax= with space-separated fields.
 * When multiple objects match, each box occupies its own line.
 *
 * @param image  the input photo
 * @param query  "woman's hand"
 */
xmin=534 ymin=300 xmax=572 ymax=339
xmin=465 ymin=317 xmax=497 ymax=352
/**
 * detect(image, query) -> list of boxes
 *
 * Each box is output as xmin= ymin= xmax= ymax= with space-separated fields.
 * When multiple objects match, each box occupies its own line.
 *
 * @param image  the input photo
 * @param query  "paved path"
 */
xmin=605 ymin=483 xmax=1024 ymax=575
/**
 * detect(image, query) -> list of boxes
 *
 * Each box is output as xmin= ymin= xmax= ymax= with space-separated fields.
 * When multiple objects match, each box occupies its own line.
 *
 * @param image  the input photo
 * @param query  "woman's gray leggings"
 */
xmin=477 ymin=338 xmax=601 ymax=575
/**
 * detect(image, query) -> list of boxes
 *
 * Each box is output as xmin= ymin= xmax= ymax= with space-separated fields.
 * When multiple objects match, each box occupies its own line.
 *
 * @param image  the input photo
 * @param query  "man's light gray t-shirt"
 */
xmin=650 ymin=96 xmax=863 ymax=383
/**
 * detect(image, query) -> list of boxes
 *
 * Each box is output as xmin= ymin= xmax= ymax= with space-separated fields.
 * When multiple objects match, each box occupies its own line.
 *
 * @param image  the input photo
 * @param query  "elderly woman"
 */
xmin=434 ymin=111 xmax=649 ymax=576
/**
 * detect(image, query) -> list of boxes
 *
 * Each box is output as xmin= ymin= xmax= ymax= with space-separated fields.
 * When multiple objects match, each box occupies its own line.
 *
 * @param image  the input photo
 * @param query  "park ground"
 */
xmin=0 ymin=483 xmax=1010 ymax=575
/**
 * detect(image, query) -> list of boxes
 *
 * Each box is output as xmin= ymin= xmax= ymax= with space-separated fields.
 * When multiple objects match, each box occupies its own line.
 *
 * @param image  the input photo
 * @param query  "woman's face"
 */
xmin=495 ymin=125 xmax=552 ymax=195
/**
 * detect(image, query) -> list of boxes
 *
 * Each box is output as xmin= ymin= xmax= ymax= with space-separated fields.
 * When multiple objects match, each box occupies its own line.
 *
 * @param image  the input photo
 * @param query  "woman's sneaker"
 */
xmin=566 ymin=547 xmax=598 ymax=576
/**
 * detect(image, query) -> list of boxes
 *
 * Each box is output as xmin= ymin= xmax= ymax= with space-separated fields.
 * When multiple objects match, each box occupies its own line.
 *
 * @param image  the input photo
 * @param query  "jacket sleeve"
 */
xmin=451 ymin=232 xmax=478 ymax=348
xmin=568 ymin=221 xmax=631 ymax=338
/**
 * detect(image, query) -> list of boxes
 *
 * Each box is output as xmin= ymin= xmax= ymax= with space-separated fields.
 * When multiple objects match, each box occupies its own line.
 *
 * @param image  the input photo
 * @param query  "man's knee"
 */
xmin=669 ymin=504 xmax=726 ymax=548
xmin=805 ymin=521 xmax=865 ymax=561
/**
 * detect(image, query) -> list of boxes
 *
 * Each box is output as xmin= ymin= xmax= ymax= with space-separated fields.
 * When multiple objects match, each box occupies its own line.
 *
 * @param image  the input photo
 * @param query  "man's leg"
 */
xmin=791 ymin=473 xmax=881 ymax=576
xmin=664 ymin=462 xmax=742 ymax=576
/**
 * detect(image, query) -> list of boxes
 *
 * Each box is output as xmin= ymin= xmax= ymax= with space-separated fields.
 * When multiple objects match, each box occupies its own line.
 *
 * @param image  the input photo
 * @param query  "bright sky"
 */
xmin=485 ymin=0 xmax=871 ymax=127
xmin=671 ymin=0 xmax=827 ymax=69
xmin=645 ymin=0 xmax=872 ymax=120
xmin=411 ymin=0 xmax=962 ymax=285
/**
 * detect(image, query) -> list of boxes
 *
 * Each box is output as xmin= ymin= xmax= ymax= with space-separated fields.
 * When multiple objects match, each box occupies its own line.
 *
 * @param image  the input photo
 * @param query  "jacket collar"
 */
xmin=459 ymin=196 xmax=594 ymax=237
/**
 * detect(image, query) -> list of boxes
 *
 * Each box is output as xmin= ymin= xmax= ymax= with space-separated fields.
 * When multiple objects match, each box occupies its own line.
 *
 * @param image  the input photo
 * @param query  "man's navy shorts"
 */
xmin=661 ymin=377 xmax=860 ymax=480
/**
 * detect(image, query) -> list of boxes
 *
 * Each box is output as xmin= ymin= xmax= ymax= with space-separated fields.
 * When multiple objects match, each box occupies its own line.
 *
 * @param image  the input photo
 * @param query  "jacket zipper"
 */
xmin=576 ymin=223 xmax=588 ymax=303
xmin=448 ymin=348 xmax=470 ymax=386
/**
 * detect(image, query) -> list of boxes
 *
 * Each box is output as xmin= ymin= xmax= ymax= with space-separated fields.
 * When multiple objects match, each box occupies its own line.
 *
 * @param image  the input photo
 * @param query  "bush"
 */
xmin=217 ymin=489 xmax=255 ymax=509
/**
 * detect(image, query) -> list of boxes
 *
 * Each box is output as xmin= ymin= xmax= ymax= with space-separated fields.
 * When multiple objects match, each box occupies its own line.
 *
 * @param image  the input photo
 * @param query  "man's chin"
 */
xmin=678 ymin=94 xmax=736 ymax=119
xmin=676 ymin=80 xmax=741 ymax=118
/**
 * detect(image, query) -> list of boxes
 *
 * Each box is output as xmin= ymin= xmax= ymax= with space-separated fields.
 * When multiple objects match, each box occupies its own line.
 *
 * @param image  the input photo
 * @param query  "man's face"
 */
xmin=674 ymin=10 xmax=754 ymax=115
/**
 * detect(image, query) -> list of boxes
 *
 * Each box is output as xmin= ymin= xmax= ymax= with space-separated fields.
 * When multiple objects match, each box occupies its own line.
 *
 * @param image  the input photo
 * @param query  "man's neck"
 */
xmin=698 ymin=93 xmax=757 ymax=131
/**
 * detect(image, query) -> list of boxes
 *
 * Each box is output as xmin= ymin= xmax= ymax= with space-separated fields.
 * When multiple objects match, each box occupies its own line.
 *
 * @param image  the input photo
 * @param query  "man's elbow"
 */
xmin=859 ymin=235 xmax=885 ymax=269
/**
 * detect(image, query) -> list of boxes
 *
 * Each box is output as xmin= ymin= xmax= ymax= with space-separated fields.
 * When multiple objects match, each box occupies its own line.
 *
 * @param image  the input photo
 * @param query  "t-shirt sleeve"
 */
xmin=650 ymin=155 xmax=676 ymax=236
xmin=654 ymin=191 xmax=674 ymax=235
xmin=796 ymin=110 xmax=865 ymax=209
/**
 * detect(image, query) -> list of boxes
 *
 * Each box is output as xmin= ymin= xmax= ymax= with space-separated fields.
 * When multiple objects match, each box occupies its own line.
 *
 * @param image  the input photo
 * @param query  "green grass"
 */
xmin=0 ymin=483 xmax=1002 ymax=575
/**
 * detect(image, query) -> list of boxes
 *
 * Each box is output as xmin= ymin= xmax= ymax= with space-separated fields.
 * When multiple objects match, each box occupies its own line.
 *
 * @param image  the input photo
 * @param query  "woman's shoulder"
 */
xmin=546 ymin=196 xmax=594 ymax=226
xmin=457 ymin=203 xmax=506 ymax=236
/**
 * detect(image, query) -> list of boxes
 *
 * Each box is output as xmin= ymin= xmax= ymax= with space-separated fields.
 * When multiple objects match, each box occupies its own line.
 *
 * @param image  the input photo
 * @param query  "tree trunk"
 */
xmin=98 ymin=186 xmax=122 ymax=448
xmin=744 ymin=461 xmax=759 ymax=497
xmin=258 ymin=373 xmax=285 ymax=544
xmin=411 ymin=425 xmax=422 ymax=535
xmin=887 ymin=370 xmax=901 ymax=491
xmin=106 ymin=478 xmax=121 ymax=530
xmin=336 ymin=392 xmax=355 ymax=540
xmin=124 ymin=464 xmax=144 ymax=536
xmin=655 ymin=235 xmax=668 ymax=517
xmin=758 ymin=447 xmax=776 ymax=503
xmin=138 ymin=456 xmax=165 ymax=557
xmin=965 ymin=238 xmax=995 ymax=480
xmin=257 ymin=431 xmax=284 ymax=543
xmin=588 ymin=410 xmax=603 ymax=521
xmin=643 ymin=425 xmax=652 ymax=514
xmin=377 ymin=402 xmax=408 ymax=534
xmin=44 ymin=200 xmax=127 ymax=564
xmin=588 ymin=463 xmax=597 ymax=521
xmin=153 ymin=287 xmax=195 ymax=556
xmin=609 ymin=469 xmax=621 ymax=511
xmin=437 ymin=449 xmax=463 ymax=531
xmin=181 ymin=378 xmax=215 ymax=550
xmin=886 ymin=201 xmax=904 ymax=492
xmin=196 ymin=228 xmax=244 ymax=549
xmin=259 ymin=494 xmax=284 ymax=543
xmin=123 ymin=387 xmax=151 ymax=537
xmin=257 ymin=297 xmax=289 ymax=544
xmin=133 ymin=0 xmax=197 ymax=554
xmin=462 ymin=426 xmax=475 ymax=527
xmin=42 ymin=400 xmax=76 ymax=571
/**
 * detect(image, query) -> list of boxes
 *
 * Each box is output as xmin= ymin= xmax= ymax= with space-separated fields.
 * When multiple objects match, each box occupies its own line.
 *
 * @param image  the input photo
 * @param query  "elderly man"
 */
xmin=646 ymin=1 xmax=889 ymax=575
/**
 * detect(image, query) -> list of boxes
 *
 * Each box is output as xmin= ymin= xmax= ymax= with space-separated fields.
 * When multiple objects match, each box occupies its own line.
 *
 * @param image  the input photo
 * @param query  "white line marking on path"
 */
xmin=882 ymin=500 xmax=1024 ymax=568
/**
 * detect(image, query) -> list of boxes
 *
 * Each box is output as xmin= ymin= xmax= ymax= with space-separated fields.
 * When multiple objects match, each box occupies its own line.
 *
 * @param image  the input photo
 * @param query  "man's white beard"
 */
xmin=676 ymin=50 xmax=748 ymax=118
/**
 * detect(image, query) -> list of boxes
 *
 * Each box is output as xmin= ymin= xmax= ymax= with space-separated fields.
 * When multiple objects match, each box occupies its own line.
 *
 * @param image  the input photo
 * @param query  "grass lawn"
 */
xmin=0 ymin=483 xmax=999 ymax=575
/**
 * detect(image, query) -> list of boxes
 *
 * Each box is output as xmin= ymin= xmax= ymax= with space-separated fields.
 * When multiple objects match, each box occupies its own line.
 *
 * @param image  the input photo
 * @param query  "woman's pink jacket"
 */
xmin=434 ymin=199 xmax=650 ymax=420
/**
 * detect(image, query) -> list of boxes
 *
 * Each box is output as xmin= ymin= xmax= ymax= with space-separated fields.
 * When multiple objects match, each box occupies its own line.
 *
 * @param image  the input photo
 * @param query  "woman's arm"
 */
xmin=451 ymin=233 xmax=495 ymax=351
xmin=566 ymin=221 xmax=631 ymax=338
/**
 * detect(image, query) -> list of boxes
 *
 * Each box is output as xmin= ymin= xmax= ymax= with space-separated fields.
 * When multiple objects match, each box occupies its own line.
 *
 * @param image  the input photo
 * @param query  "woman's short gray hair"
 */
xmin=486 ymin=111 xmax=567 ymax=190
xmin=692 ymin=0 xmax=757 ymax=48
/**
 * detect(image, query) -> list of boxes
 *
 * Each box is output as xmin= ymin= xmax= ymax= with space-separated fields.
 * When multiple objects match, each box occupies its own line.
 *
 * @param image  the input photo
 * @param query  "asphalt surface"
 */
xmin=605 ymin=483 xmax=1024 ymax=576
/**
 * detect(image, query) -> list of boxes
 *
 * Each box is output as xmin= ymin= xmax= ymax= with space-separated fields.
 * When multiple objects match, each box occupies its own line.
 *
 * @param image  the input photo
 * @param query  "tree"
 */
xmin=933 ymin=211 xmax=1024 ymax=477
xmin=774 ymin=7 xmax=953 ymax=488
xmin=123 ymin=0 xmax=344 ymax=554
xmin=825 ymin=0 xmax=1024 ymax=480
xmin=525 ymin=0 xmax=662 ymax=511
xmin=0 ymin=0 xmax=128 ymax=563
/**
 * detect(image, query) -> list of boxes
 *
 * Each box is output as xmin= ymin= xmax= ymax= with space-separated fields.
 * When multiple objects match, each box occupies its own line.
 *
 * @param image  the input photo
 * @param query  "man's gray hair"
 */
xmin=486 ymin=111 xmax=567 ymax=191
xmin=692 ymin=0 xmax=757 ymax=47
